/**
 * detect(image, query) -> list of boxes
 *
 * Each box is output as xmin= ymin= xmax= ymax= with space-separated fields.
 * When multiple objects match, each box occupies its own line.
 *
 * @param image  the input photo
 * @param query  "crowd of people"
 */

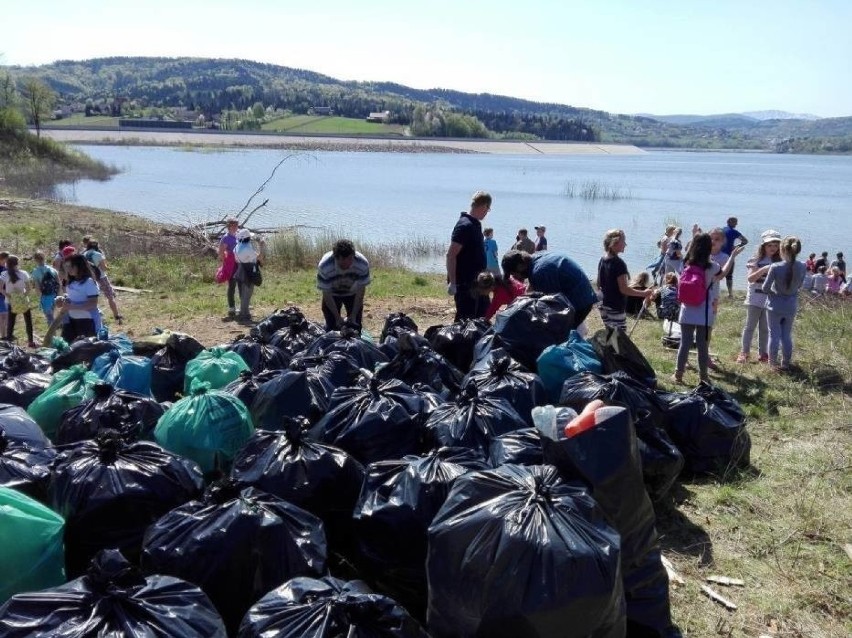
xmin=0 ymin=237 xmax=122 ymax=348
xmin=432 ymin=191 xmax=847 ymax=383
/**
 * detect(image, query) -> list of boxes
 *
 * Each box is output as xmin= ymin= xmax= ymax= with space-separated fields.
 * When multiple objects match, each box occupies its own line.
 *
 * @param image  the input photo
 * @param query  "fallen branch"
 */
xmin=706 ymin=575 xmax=745 ymax=587
xmin=700 ymin=585 xmax=738 ymax=611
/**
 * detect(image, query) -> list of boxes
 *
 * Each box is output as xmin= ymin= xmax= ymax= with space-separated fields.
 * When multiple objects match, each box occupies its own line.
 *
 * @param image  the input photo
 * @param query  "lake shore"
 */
xmin=40 ymin=128 xmax=645 ymax=156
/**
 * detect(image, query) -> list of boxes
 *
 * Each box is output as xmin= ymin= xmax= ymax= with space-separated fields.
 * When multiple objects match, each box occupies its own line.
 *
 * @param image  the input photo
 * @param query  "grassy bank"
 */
xmin=0 ymin=193 xmax=849 ymax=636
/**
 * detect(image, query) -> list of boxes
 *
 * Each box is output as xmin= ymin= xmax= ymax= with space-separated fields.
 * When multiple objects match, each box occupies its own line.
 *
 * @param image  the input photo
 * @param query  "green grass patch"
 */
xmin=44 ymin=114 xmax=120 ymax=128
xmin=262 ymin=115 xmax=404 ymax=136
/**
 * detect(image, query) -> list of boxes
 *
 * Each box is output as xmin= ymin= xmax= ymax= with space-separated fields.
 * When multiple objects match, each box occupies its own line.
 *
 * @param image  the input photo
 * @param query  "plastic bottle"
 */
xmin=532 ymin=405 xmax=558 ymax=439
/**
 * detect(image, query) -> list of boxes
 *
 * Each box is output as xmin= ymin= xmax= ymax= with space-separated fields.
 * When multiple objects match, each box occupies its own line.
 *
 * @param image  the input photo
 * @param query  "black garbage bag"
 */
xmin=50 ymin=431 xmax=205 ymax=578
xmin=238 ymin=576 xmax=428 ymax=638
xmin=0 ymin=371 xmax=53 ymax=408
xmin=223 ymin=369 xmax=282 ymax=408
xmin=309 ymin=377 xmax=426 ymax=465
xmin=381 ymin=312 xmax=419 ymax=343
xmin=559 ymin=371 xmax=684 ymax=500
xmin=487 ymin=428 xmax=543 ymax=467
xmin=1 ymin=346 xmax=51 ymax=375
xmin=289 ymin=351 xmax=363 ymax=391
xmin=141 ymin=480 xmax=327 ymax=635
xmin=659 ymin=382 xmax=751 ymax=476
xmin=635 ymin=420 xmax=685 ymax=503
xmin=304 ymin=325 xmax=389 ymax=371
xmin=222 ymin=334 xmax=291 ymax=373
xmin=231 ymin=417 xmax=365 ymax=555
xmin=379 ymin=332 xmax=432 ymax=361
xmin=51 ymin=337 xmax=118 ymax=372
xmin=374 ymin=332 xmax=464 ymax=400
xmin=424 ymin=318 xmax=491 ymax=373
xmin=0 ymin=549 xmax=227 ymax=638
xmin=469 ymin=332 xmax=520 ymax=371
xmin=539 ymin=405 xmax=675 ymax=636
xmin=256 ymin=307 xmax=325 ymax=350
xmin=55 ymin=383 xmax=167 ymax=445
xmin=353 ymin=447 xmax=488 ymax=617
xmin=427 ymin=464 xmax=625 ymax=638
xmin=591 ymin=327 xmax=657 ymax=388
xmin=491 ymin=293 xmax=576 ymax=371
xmin=0 ymin=405 xmax=56 ymax=502
xmin=424 ymin=383 xmax=528 ymax=456
xmin=250 ymin=366 xmax=334 ymax=429
xmin=150 ymin=332 xmax=205 ymax=402
xmin=463 ymin=353 xmax=546 ymax=427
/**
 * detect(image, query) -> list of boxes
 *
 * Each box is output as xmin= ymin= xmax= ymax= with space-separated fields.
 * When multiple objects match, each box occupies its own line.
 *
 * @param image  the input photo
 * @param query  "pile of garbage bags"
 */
xmin=0 ymin=302 xmax=757 ymax=637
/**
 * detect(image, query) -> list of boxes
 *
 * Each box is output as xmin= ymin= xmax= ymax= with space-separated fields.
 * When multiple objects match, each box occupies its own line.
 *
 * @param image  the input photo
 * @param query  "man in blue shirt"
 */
xmin=501 ymin=249 xmax=598 ymax=326
xmin=446 ymin=191 xmax=491 ymax=320
xmin=722 ymin=217 xmax=749 ymax=299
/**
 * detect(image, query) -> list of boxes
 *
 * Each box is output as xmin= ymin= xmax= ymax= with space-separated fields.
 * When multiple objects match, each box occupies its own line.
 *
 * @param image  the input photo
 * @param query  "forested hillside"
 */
xmin=5 ymin=57 xmax=852 ymax=151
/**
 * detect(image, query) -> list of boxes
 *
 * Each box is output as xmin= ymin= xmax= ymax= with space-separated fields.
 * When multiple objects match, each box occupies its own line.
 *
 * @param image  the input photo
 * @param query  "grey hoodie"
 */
xmin=762 ymin=260 xmax=806 ymax=314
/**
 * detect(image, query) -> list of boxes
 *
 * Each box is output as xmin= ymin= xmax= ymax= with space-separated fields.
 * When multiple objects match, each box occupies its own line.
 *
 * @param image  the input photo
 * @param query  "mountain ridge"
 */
xmin=4 ymin=56 xmax=852 ymax=152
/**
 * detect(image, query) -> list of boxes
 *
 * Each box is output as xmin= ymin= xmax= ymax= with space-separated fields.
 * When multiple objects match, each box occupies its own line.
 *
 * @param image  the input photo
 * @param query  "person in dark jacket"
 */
xmin=446 ymin=191 xmax=491 ymax=320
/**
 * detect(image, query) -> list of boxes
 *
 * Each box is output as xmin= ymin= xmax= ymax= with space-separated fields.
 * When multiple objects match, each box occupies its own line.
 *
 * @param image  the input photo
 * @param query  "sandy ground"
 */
xmin=42 ymin=128 xmax=645 ymax=156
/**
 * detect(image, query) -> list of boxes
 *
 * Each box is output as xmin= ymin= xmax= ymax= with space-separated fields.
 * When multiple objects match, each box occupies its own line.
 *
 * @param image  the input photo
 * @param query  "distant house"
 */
xmin=366 ymin=110 xmax=391 ymax=123
xmin=309 ymin=106 xmax=333 ymax=116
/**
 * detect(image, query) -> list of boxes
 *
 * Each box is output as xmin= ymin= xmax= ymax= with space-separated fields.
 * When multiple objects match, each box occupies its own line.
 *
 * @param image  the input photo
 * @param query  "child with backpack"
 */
xmin=672 ymin=233 xmax=744 ymax=384
xmin=31 ymin=250 xmax=61 ymax=324
xmin=1 ymin=255 xmax=36 ymax=348
xmin=761 ymin=236 xmax=806 ymax=371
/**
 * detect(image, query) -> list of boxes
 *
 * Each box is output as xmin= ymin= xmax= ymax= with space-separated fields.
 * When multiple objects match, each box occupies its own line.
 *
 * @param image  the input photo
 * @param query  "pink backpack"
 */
xmin=677 ymin=265 xmax=710 ymax=306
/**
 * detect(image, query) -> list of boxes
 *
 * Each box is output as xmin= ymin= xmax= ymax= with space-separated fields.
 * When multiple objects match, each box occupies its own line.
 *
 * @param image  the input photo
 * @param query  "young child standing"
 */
xmin=31 ymin=250 xmax=61 ymax=325
xmin=483 ymin=228 xmax=500 ymax=275
xmin=672 ymin=233 xmax=743 ymax=384
xmin=736 ymin=230 xmax=781 ymax=363
xmin=761 ymin=236 xmax=806 ymax=371
xmin=1 ymin=255 xmax=36 ymax=348
xmin=84 ymin=240 xmax=123 ymax=324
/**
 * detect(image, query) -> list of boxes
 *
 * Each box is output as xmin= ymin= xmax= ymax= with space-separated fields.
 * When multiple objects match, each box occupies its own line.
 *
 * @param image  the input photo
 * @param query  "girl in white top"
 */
xmin=0 ymin=255 xmax=36 ymax=347
xmin=736 ymin=230 xmax=781 ymax=364
xmin=233 ymin=228 xmax=264 ymax=322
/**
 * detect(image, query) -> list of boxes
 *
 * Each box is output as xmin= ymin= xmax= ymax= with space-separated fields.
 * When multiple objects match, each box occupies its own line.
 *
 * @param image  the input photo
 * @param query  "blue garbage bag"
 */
xmin=537 ymin=330 xmax=602 ymax=403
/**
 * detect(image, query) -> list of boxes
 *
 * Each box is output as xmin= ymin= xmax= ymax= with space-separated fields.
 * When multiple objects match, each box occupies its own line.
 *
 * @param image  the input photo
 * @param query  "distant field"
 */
xmin=47 ymin=114 xmax=119 ymax=128
xmin=262 ymin=115 xmax=405 ymax=136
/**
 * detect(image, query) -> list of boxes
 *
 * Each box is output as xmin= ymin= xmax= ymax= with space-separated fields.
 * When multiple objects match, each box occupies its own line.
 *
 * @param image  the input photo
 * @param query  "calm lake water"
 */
xmin=58 ymin=146 xmax=852 ymax=279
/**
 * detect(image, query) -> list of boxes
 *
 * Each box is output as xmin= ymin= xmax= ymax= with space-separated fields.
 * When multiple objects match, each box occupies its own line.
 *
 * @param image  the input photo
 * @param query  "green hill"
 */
xmin=4 ymin=57 xmax=852 ymax=151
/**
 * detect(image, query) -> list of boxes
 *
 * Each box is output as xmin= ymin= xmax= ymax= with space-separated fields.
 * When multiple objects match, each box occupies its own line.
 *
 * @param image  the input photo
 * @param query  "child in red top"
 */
xmin=476 ymin=271 xmax=526 ymax=320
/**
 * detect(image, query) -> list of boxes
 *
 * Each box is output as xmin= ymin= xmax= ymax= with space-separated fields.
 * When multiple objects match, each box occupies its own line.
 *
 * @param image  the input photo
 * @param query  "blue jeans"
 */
xmin=767 ymin=310 xmax=795 ymax=366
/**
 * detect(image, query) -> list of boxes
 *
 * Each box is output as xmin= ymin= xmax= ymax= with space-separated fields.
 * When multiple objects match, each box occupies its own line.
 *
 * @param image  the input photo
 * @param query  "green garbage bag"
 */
xmin=155 ymin=380 xmax=254 ymax=474
xmin=183 ymin=347 xmax=250 ymax=394
xmin=27 ymin=365 xmax=98 ymax=439
xmin=0 ymin=486 xmax=65 ymax=602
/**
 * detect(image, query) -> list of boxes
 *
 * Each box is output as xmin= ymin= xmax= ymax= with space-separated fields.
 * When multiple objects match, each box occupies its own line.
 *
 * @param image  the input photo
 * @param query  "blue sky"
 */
xmin=3 ymin=0 xmax=850 ymax=117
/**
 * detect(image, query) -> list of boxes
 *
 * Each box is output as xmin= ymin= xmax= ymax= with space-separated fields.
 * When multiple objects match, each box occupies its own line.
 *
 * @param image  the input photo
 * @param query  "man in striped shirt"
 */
xmin=317 ymin=239 xmax=371 ymax=331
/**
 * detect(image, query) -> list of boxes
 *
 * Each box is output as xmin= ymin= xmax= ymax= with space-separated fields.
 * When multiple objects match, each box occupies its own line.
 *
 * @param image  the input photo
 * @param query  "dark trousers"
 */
xmin=7 ymin=310 xmax=34 ymax=343
xmin=453 ymin=286 xmax=488 ymax=322
xmin=61 ymin=318 xmax=96 ymax=343
xmin=323 ymin=294 xmax=362 ymax=331
xmin=226 ymin=275 xmax=237 ymax=310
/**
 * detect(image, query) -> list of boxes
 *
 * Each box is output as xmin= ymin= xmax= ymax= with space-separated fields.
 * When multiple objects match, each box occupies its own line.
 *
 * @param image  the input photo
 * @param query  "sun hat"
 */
xmin=761 ymin=230 xmax=781 ymax=244
xmin=535 ymin=225 xmax=546 ymax=231
xmin=236 ymin=229 xmax=252 ymax=241
xmin=61 ymin=246 xmax=77 ymax=258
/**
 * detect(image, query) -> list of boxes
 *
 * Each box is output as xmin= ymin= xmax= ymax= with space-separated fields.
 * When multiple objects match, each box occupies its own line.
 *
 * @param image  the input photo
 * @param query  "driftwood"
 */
xmin=700 ymin=585 xmax=738 ymax=611
xmin=178 ymin=153 xmax=304 ymax=255
xmin=706 ymin=575 xmax=745 ymax=587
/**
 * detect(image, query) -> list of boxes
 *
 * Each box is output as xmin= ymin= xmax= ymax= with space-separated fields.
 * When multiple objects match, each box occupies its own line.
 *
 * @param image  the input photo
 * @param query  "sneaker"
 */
xmin=758 ymin=354 xmax=769 ymax=363
xmin=707 ymin=360 xmax=721 ymax=372
xmin=114 ymin=315 xmax=124 ymax=326
xmin=27 ymin=341 xmax=37 ymax=349
xmin=670 ymin=372 xmax=684 ymax=385
xmin=735 ymin=352 xmax=749 ymax=364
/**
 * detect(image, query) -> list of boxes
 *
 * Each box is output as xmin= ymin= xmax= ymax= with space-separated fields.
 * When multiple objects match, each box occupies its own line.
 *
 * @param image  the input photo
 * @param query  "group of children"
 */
xmin=803 ymin=251 xmax=848 ymax=295
xmin=0 ymin=236 xmax=121 ymax=347
xmin=612 ymin=222 xmax=833 ymax=382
